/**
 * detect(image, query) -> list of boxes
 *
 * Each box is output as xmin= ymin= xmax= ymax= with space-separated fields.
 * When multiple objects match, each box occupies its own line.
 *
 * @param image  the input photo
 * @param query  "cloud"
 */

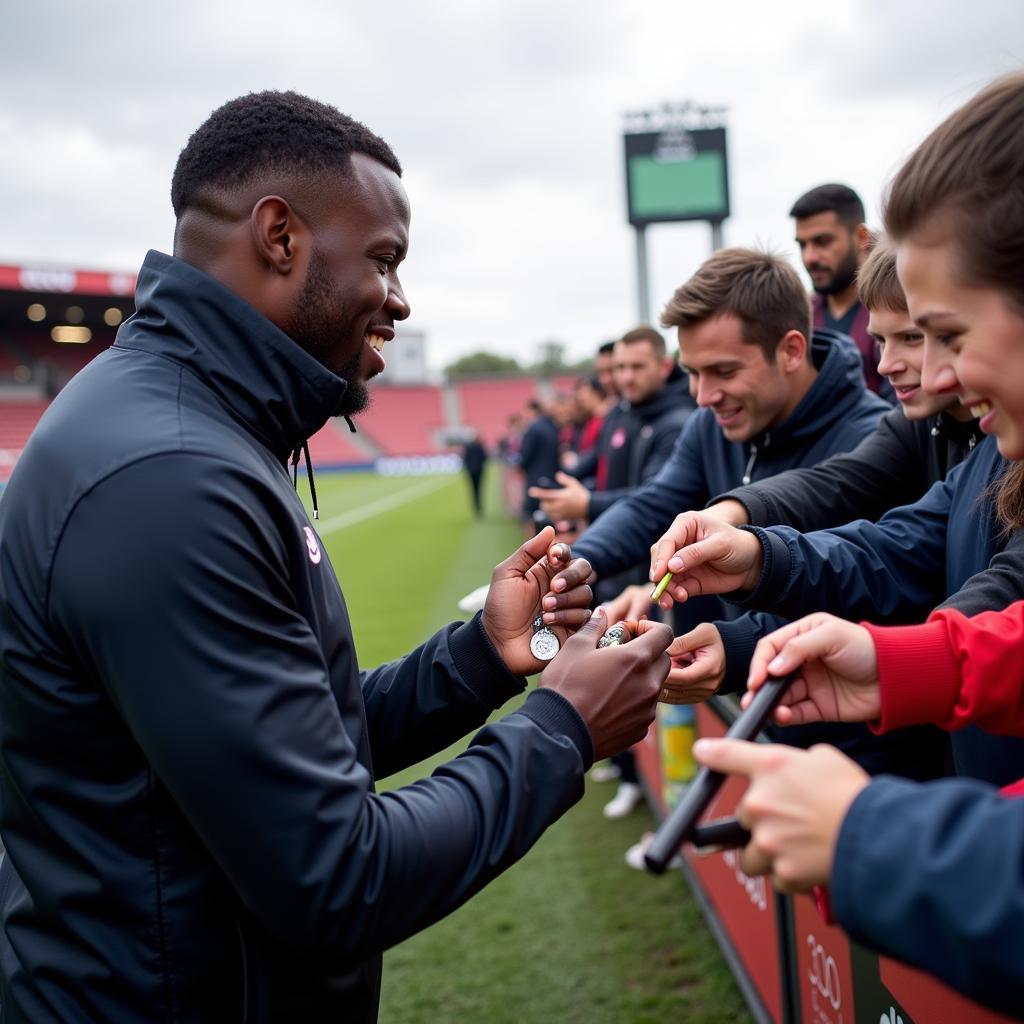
xmin=799 ymin=0 xmax=1024 ymax=102
xmin=1 ymin=0 xmax=1019 ymax=368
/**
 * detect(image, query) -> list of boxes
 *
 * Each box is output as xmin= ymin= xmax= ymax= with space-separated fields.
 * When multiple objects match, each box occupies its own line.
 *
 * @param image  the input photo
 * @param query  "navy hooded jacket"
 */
xmin=572 ymin=329 xmax=889 ymax=586
xmin=0 ymin=251 xmax=594 ymax=1022
xmin=585 ymin=364 xmax=696 ymax=521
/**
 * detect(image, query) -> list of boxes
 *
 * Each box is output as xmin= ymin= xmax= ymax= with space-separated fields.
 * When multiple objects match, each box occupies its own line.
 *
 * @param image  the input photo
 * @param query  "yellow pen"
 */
xmin=650 ymin=571 xmax=674 ymax=601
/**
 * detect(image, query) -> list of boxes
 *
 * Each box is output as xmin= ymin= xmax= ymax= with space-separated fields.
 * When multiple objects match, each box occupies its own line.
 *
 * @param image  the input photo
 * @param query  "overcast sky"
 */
xmin=3 ymin=0 xmax=1022 ymax=372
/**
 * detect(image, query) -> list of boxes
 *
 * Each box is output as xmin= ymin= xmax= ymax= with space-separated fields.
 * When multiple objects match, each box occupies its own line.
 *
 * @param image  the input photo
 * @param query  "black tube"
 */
xmin=691 ymin=817 xmax=751 ymax=850
xmin=644 ymin=672 xmax=796 ymax=874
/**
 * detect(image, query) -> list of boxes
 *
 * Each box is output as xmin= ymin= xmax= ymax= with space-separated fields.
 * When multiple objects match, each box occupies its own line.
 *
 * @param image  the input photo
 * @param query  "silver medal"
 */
xmin=530 ymin=615 xmax=559 ymax=661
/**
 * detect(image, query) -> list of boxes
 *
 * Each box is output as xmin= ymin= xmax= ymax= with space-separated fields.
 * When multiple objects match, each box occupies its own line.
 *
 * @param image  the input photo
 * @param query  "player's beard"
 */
xmin=289 ymin=248 xmax=371 ymax=418
xmin=812 ymin=245 xmax=859 ymax=297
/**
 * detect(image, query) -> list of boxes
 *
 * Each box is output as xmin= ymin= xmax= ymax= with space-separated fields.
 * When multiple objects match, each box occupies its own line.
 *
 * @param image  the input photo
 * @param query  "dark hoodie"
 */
xmin=573 ymin=329 xmax=889 ymax=585
xmin=713 ymin=404 xmax=984 ymax=533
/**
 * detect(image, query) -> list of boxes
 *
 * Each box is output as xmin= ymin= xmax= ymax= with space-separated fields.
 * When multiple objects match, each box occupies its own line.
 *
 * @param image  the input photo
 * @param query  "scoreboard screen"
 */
xmin=624 ymin=126 xmax=729 ymax=227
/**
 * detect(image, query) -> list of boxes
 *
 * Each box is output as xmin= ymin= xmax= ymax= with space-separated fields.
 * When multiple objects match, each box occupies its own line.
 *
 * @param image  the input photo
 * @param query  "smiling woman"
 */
xmin=897 ymin=242 xmax=1024 ymax=460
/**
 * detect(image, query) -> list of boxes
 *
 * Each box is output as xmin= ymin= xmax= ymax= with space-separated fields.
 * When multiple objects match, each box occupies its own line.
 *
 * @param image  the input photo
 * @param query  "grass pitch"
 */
xmin=298 ymin=467 xmax=752 ymax=1024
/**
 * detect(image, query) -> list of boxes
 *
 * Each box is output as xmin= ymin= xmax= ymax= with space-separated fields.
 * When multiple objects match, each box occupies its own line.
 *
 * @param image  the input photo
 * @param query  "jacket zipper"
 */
xmin=742 ymin=432 xmax=769 ymax=485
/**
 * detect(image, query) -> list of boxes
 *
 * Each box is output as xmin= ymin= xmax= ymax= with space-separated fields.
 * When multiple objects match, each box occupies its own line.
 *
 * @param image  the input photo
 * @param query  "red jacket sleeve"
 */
xmin=864 ymin=600 xmax=1024 ymax=736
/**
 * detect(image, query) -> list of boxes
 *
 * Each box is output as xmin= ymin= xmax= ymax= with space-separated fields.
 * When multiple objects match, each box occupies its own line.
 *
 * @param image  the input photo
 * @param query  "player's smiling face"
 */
xmin=289 ymin=153 xmax=411 ymax=415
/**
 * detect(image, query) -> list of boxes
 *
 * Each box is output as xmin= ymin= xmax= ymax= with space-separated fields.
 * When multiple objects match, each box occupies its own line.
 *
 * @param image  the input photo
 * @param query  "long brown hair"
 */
xmin=883 ymin=72 xmax=1024 ymax=312
xmin=884 ymin=72 xmax=1024 ymax=529
xmin=990 ymin=463 xmax=1024 ymax=533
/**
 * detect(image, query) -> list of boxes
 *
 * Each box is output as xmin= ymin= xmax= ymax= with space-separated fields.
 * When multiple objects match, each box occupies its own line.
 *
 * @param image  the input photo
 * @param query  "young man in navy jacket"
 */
xmin=573 ymin=248 xmax=889 ymax=599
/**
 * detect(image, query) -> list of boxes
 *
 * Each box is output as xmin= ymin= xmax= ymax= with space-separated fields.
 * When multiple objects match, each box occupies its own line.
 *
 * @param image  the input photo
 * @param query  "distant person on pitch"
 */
xmin=460 ymin=429 xmax=488 ymax=516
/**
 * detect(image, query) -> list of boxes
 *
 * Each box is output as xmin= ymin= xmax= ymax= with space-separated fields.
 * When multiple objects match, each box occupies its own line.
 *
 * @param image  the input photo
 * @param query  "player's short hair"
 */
xmin=171 ymin=90 xmax=401 ymax=217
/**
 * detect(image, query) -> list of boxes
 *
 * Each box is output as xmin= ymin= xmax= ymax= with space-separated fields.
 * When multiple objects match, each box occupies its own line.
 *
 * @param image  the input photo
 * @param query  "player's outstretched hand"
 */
xmin=540 ymin=611 xmax=672 ymax=761
xmin=483 ymin=527 xmax=594 ymax=676
xmin=648 ymin=512 xmax=764 ymax=612
xmin=743 ymin=612 xmax=881 ymax=726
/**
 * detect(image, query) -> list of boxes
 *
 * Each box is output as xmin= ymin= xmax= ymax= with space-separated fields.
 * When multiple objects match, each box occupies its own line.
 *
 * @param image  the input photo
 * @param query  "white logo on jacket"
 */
xmin=303 ymin=526 xmax=322 ymax=565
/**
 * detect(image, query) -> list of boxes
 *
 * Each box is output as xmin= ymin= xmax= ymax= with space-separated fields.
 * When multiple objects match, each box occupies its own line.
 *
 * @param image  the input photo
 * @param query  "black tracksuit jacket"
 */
xmin=0 ymin=251 xmax=593 ymax=1021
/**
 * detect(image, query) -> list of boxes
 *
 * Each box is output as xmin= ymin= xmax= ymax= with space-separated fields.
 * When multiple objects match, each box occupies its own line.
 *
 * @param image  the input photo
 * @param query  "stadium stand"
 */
xmin=0 ymin=399 xmax=50 ymax=482
xmin=359 ymin=384 xmax=445 ymax=456
xmin=455 ymin=377 xmax=537 ymax=448
xmin=550 ymin=374 xmax=578 ymax=394
xmin=0 ymin=344 xmax=25 ymax=381
xmin=0 ymin=259 xmax=576 ymax=478
xmin=0 ymin=372 xmax=563 ymax=482
xmin=305 ymin=418 xmax=375 ymax=468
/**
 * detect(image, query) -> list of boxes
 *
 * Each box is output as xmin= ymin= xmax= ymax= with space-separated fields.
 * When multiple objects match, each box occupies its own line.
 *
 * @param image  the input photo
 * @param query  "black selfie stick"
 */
xmin=644 ymin=671 xmax=797 ymax=874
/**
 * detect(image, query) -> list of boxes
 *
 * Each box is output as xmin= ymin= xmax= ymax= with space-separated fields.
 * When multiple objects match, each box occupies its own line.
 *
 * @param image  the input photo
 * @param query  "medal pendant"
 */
xmin=530 ymin=615 xmax=560 ymax=661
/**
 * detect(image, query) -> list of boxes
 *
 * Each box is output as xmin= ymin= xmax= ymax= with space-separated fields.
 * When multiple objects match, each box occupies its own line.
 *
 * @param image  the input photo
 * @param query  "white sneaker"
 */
xmin=589 ymin=761 xmax=621 ymax=783
xmin=624 ymin=831 xmax=683 ymax=871
xmin=602 ymin=782 xmax=643 ymax=819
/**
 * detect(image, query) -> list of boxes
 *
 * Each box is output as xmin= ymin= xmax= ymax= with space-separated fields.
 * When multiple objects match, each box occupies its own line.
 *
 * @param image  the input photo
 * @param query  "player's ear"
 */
xmin=251 ymin=196 xmax=309 ymax=275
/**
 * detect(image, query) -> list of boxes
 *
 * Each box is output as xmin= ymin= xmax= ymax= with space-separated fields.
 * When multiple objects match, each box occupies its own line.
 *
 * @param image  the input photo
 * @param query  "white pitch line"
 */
xmin=316 ymin=476 xmax=453 ymax=535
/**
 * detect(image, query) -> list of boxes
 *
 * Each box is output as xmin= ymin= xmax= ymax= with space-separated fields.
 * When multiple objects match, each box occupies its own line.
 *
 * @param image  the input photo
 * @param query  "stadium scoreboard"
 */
xmin=623 ymin=109 xmax=730 ymax=228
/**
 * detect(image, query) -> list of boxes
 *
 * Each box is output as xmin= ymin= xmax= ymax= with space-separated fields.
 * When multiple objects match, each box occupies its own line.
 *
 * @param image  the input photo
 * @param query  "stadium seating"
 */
xmin=359 ymin=385 xmax=445 ymax=456
xmin=0 ymin=374 xmax=563 ymax=481
xmin=0 ymin=341 xmax=28 ymax=381
xmin=455 ymin=377 xmax=538 ymax=448
xmin=304 ymin=418 xmax=373 ymax=467
xmin=0 ymin=399 xmax=50 ymax=481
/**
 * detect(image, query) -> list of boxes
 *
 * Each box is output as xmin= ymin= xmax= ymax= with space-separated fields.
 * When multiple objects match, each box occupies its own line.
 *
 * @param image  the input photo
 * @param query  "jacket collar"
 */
xmin=117 ymin=251 xmax=349 ymax=460
xmin=932 ymin=410 xmax=984 ymax=450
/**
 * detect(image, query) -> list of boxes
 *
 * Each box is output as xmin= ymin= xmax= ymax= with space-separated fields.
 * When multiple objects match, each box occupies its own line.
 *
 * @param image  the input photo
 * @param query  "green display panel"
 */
xmin=624 ymin=127 xmax=729 ymax=226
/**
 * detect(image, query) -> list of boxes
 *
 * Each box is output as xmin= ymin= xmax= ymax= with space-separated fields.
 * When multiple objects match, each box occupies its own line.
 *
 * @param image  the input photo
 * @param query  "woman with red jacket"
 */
xmin=694 ymin=71 xmax=1024 ymax=1018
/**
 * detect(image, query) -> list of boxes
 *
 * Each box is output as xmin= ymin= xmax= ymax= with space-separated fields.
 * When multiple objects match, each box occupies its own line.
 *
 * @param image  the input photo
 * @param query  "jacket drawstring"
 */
xmin=290 ymin=443 xmax=319 ymax=520
xmin=742 ymin=433 xmax=771 ymax=485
